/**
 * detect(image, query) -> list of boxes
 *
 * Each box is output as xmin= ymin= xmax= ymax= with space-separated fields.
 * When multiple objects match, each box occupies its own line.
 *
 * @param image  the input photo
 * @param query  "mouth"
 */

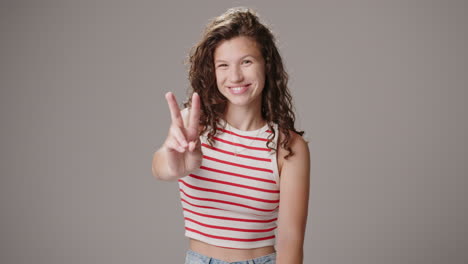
xmin=228 ymin=83 xmax=251 ymax=94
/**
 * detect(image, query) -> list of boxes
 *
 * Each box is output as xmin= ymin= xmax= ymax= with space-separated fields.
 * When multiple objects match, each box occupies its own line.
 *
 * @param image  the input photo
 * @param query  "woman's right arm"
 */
xmin=151 ymin=145 xmax=181 ymax=181
xmin=152 ymin=92 xmax=202 ymax=181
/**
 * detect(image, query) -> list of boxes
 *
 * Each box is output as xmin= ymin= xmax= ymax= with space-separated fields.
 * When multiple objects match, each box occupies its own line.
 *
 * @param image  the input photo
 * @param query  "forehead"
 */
xmin=214 ymin=36 xmax=262 ymax=60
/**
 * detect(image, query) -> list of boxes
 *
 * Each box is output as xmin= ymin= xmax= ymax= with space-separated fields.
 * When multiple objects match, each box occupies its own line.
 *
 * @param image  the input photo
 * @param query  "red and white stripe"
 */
xmin=178 ymin=121 xmax=280 ymax=249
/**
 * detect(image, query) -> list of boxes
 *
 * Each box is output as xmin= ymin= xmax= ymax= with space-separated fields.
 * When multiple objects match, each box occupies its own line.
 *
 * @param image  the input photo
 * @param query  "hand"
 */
xmin=163 ymin=92 xmax=202 ymax=177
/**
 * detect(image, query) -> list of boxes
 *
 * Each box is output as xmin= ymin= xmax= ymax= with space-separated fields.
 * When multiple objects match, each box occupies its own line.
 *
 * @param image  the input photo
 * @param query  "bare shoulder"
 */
xmin=277 ymin=129 xmax=310 ymax=174
xmin=276 ymin=130 xmax=310 ymax=248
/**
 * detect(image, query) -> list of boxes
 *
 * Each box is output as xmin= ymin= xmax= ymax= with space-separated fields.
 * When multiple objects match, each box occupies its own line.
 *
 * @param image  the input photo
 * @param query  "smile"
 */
xmin=228 ymin=84 xmax=251 ymax=94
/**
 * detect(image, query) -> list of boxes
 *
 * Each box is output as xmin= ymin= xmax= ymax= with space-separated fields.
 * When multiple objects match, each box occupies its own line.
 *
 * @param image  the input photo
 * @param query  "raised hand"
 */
xmin=163 ymin=92 xmax=202 ymax=177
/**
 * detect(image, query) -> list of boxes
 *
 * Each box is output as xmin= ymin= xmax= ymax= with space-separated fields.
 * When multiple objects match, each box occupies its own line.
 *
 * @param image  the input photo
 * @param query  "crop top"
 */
xmin=178 ymin=118 xmax=280 ymax=249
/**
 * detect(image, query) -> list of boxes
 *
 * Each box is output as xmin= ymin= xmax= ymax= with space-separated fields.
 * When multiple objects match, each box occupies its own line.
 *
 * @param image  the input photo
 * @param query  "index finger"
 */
xmin=165 ymin=92 xmax=183 ymax=126
xmin=188 ymin=92 xmax=201 ymax=131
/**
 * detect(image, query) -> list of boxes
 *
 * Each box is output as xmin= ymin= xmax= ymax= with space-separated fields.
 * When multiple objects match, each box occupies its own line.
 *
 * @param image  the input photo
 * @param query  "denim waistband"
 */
xmin=185 ymin=249 xmax=276 ymax=264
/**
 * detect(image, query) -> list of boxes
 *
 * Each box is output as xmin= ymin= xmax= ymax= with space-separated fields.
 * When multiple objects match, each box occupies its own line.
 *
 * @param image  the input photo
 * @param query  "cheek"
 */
xmin=255 ymin=69 xmax=266 ymax=84
xmin=257 ymin=72 xmax=266 ymax=90
xmin=215 ymin=71 xmax=225 ymax=83
xmin=214 ymin=72 xmax=221 ymax=87
xmin=253 ymin=64 xmax=265 ymax=78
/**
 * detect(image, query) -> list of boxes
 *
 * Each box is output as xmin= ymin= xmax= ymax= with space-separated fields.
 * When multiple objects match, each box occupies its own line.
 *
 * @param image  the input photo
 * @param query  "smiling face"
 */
xmin=214 ymin=36 xmax=266 ymax=110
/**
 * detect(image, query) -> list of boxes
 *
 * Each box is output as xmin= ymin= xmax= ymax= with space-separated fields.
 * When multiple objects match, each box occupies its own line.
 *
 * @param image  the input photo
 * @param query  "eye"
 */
xmin=217 ymin=64 xmax=228 ymax=68
xmin=242 ymin=60 xmax=252 ymax=65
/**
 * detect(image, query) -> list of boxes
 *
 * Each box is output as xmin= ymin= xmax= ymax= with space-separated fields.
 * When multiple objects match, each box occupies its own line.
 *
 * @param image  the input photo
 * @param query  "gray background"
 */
xmin=1 ymin=0 xmax=467 ymax=263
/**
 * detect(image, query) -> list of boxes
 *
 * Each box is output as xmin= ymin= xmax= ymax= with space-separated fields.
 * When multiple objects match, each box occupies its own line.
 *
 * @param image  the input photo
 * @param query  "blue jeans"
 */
xmin=184 ymin=249 xmax=276 ymax=264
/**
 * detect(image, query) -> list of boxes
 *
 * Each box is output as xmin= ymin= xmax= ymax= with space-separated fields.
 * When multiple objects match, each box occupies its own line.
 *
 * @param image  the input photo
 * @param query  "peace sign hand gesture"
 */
xmin=162 ymin=92 xmax=202 ymax=178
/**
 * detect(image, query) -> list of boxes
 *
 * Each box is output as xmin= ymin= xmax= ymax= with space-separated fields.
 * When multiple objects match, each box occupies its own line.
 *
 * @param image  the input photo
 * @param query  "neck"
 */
xmin=223 ymin=103 xmax=265 ymax=131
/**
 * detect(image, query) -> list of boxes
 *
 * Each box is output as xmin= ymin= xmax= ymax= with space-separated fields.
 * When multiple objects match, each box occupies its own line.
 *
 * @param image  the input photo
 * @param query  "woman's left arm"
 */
xmin=275 ymin=132 xmax=310 ymax=264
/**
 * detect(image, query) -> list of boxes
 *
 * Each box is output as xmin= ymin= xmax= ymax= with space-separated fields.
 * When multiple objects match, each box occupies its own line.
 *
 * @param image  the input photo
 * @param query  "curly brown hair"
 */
xmin=183 ymin=7 xmax=304 ymax=159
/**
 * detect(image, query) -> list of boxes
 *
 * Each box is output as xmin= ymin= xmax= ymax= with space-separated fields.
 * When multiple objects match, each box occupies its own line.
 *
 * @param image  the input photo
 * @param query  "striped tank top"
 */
xmin=178 ymin=119 xmax=280 ymax=249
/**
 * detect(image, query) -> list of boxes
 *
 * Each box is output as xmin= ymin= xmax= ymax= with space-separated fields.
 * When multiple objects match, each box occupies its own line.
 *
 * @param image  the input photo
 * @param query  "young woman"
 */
xmin=152 ymin=7 xmax=310 ymax=264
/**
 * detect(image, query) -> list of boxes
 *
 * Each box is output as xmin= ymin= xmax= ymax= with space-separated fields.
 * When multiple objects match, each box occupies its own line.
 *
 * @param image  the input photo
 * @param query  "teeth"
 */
xmin=230 ymin=85 xmax=248 ymax=91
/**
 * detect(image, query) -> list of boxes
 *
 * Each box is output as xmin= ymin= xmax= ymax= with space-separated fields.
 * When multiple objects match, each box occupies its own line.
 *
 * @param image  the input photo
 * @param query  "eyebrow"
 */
xmin=214 ymin=55 xmax=256 ymax=63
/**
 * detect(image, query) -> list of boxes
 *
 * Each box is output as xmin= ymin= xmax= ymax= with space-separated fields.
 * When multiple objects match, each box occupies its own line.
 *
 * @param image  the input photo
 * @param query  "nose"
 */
xmin=228 ymin=65 xmax=244 ymax=83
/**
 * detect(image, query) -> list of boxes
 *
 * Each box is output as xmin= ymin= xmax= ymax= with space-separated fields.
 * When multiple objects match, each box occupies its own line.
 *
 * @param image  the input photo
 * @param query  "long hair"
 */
xmin=183 ymin=7 xmax=304 ymax=159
